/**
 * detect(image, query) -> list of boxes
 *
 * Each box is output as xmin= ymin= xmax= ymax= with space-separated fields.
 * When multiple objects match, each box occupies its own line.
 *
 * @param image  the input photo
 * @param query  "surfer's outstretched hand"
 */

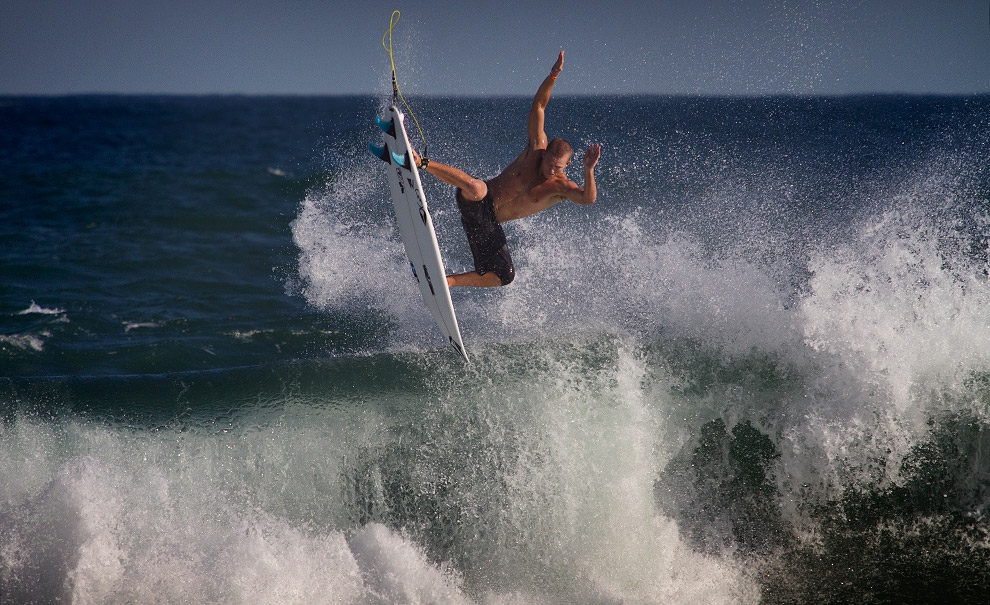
xmin=551 ymin=51 xmax=564 ymax=75
xmin=584 ymin=144 xmax=601 ymax=169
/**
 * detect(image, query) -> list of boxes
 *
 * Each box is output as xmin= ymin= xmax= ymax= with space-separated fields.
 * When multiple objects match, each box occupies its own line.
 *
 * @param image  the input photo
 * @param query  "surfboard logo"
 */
xmin=422 ymin=264 xmax=435 ymax=295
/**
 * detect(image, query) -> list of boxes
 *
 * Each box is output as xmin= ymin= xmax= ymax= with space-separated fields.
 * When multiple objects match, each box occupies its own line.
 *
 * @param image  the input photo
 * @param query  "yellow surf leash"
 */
xmin=382 ymin=10 xmax=429 ymax=159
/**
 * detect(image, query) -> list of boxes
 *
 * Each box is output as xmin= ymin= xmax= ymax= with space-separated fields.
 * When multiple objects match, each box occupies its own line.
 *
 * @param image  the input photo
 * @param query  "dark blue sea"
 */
xmin=2 ymin=94 xmax=990 ymax=603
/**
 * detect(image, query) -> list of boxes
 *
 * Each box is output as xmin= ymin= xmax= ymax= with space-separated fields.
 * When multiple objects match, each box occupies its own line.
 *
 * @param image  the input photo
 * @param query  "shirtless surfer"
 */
xmin=413 ymin=51 xmax=601 ymax=287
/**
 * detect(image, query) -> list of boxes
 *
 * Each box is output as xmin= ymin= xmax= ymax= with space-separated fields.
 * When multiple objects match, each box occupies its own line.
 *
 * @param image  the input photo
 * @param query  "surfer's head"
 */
xmin=541 ymin=138 xmax=573 ymax=179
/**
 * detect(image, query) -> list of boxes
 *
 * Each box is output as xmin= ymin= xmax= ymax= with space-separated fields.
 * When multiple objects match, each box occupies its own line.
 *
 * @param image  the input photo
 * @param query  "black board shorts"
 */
xmin=456 ymin=189 xmax=515 ymax=285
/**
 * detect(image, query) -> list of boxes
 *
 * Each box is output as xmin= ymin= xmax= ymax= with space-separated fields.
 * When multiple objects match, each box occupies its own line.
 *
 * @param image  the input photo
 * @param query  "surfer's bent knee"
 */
xmin=489 ymin=249 xmax=515 ymax=286
xmin=497 ymin=264 xmax=515 ymax=286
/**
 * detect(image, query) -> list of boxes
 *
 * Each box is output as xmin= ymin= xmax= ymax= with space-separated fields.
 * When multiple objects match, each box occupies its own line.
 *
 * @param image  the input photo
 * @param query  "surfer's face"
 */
xmin=541 ymin=151 xmax=571 ymax=180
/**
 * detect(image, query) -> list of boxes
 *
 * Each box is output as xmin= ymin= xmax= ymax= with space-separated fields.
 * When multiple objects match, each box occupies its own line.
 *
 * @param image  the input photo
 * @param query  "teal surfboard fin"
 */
xmin=391 ymin=150 xmax=411 ymax=169
xmin=368 ymin=142 xmax=412 ymax=170
xmin=376 ymin=115 xmax=396 ymax=138
xmin=369 ymin=142 xmax=390 ymax=163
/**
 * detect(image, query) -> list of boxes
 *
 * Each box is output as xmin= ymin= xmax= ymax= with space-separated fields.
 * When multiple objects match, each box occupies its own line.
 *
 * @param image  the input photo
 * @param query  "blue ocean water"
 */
xmin=2 ymin=94 xmax=990 ymax=603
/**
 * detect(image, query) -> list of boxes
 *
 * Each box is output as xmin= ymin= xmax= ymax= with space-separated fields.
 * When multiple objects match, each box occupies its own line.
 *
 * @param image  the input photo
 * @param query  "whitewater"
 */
xmin=2 ymin=94 xmax=990 ymax=603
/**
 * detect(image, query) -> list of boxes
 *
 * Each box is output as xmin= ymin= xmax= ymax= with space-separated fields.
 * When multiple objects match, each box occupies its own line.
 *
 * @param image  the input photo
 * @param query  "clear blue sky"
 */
xmin=2 ymin=0 xmax=988 ymax=96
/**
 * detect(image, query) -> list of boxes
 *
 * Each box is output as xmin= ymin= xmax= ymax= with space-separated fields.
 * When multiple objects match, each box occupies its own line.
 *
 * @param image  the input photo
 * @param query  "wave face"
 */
xmin=3 ymin=95 xmax=990 ymax=603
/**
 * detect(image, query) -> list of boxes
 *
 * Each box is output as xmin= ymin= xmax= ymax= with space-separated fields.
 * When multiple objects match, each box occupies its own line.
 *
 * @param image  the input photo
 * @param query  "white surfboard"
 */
xmin=370 ymin=105 xmax=469 ymax=362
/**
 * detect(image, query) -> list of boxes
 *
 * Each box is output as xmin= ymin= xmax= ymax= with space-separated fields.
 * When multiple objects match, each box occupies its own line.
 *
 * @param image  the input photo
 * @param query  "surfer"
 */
xmin=413 ymin=50 xmax=601 ymax=288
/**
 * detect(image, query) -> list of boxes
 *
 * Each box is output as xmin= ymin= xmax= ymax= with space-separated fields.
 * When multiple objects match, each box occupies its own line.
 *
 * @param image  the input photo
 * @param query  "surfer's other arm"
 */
xmin=576 ymin=144 xmax=600 ymax=205
xmin=554 ymin=143 xmax=601 ymax=206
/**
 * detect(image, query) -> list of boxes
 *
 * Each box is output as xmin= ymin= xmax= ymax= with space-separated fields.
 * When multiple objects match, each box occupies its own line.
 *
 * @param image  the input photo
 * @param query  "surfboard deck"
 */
xmin=370 ymin=106 xmax=469 ymax=362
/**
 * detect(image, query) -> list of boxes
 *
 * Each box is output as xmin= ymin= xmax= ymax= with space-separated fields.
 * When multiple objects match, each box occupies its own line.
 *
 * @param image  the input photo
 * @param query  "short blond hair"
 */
xmin=546 ymin=138 xmax=573 ymax=161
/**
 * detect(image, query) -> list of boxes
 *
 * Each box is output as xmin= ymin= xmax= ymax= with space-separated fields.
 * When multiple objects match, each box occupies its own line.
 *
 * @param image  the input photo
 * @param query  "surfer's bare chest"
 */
xmin=488 ymin=156 xmax=560 ymax=221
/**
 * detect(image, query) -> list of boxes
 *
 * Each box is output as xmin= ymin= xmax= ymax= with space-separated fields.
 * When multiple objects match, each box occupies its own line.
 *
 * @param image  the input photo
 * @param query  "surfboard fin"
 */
xmin=376 ymin=115 xmax=396 ymax=138
xmin=390 ymin=150 xmax=412 ymax=170
xmin=369 ymin=142 xmax=412 ymax=170
xmin=368 ymin=142 xmax=390 ymax=163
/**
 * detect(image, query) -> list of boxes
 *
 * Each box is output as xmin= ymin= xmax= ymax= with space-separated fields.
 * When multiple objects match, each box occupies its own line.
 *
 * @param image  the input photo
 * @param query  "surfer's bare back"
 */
xmin=413 ymin=51 xmax=602 ymax=288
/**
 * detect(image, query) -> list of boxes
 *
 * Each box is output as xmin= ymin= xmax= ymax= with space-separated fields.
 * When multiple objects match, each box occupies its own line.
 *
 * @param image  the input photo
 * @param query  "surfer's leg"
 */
xmin=448 ymin=271 xmax=503 ymax=288
xmin=448 ymin=245 xmax=514 ymax=288
xmin=454 ymin=191 xmax=515 ymax=287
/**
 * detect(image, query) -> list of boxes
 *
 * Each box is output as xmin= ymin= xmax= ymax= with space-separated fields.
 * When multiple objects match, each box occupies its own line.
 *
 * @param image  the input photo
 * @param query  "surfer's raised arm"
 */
xmin=527 ymin=51 xmax=564 ymax=150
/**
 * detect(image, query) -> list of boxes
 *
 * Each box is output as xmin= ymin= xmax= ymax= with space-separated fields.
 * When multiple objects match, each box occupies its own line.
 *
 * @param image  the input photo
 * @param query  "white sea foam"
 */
xmin=123 ymin=322 xmax=160 ymax=332
xmin=0 ymin=347 xmax=760 ymax=604
xmin=488 ymin=209 xmax=800 ymax=357
xmin=0 ymin=333 xmax=48 ymax=352
xmin=348 ymin=523 xmax=470 ymax=604
xmin=499 ymin=343 xmax=758 ymax=603
xmin=0 ymin=409 xmax=476 ymax=604
xmin=18 ymin=301 xmax=65 ymax=316
xmin=292 ymin=166 xmax=417 ymax=315
xmin=802 ymin=204 xmax=990 ymax=411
